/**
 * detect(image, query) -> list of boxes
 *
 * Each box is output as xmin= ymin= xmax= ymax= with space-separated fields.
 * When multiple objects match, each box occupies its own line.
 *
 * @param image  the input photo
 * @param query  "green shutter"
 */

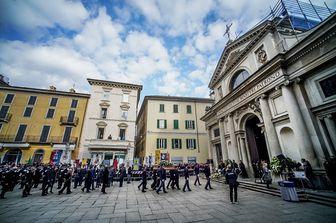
xmin=186 ymin=139 xmax=188 ymax=148
xmin=192 ymin=121 xmax=195 ymax=129
xmin=157 ymin=120 xmax=160 ymax=128
xmin=157 ymin=138 xmax=159 ymax=148
xmin=174 ymin=120 xmax=179 ymax=129
xmin=160 ymin=104 xmax=164 ymax=112
xmin=185 ymin=120 xmax=187 ymax=129
xmin=164 ymin=139 xmax=167 ymax=148
xmin=193 ymin=139 xmax=196 ymax=149
xmin=172 ymin=139 xmax=174 ymax=149
xmin=187 ymin=105 xmax=191 ymax=113
xmin=179 ymin=139 xmax=182 ymax=149
xmin=164 ymin=120 xmax=167 ymax=128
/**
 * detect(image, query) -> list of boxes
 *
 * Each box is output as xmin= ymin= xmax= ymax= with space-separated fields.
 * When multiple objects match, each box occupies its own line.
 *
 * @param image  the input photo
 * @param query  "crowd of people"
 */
xmin=0 ymin=161 xmax=244 ymax=204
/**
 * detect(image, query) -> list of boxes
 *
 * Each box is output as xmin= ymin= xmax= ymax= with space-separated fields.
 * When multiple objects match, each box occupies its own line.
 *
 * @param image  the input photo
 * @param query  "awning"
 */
xmin=52 ymin=144 xmax=75 ymax=151
xmin=1 ymin=143 xmax=30 ymax=148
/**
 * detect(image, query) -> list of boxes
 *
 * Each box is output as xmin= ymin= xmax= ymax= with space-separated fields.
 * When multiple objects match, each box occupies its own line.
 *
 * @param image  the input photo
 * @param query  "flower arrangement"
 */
xmin=270 ymin=156 xmax=284 ymax=175
xmin=212 ymin=172 xmax=221 ymax=179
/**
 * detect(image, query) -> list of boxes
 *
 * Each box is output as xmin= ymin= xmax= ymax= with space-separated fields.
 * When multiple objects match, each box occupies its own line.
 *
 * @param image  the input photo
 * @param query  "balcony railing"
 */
xmin=60 ymin=116 xmax=79 ymax=126
xmin=0 ymin=135 xmax=77 ymax=144
xmin=0 ymin=113 xmax=12 ymax=123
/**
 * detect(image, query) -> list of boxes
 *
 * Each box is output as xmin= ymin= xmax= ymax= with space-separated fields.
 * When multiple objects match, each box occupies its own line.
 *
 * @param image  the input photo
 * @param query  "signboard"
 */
xmin=133 ymin=157 xmax=140 ymax=171
xmin=155 ymin=150 xmax=160 ymax=165
xmin=293 ymin=171 xmax=306 ymax=179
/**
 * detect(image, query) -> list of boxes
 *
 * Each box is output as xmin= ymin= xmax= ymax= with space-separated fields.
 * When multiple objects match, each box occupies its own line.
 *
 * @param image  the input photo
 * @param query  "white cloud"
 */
xmin=0 ymin=0 xmax=89 ymax=33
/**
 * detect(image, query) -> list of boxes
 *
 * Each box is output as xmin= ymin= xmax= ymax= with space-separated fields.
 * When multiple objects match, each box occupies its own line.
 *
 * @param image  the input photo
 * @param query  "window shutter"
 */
xmin=192 ymin=121 xmax=195 ymax=129
xmin=186 ymin=139 xmax=188 ymax=148
xmin=179 ymin=139 xmax=182 ymax=148
xmin=157 ymin=139 xmax=159 ymax=148
xmin=185 ymin=120 xmax=187 ymax=129
xmin=164 ymin=120 xmax=167 ymax=128
xmin=172 ymin=139 xmax=174 ymax=148
xmin=164 ymin=139 xmax=167 ymax=148
xmin=157 ymin=120 xmax=159 ymax=128
xmin=193 ymin=139 xmax=196 ymax=149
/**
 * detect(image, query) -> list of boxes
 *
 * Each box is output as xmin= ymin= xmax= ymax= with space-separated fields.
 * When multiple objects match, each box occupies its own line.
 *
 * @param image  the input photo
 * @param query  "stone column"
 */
xmin=213 ymin=146 xmax=218 ymax=169
xmin=259 ymin=94 xmax=282 ymax=157
xmin=281 ymin=83 xmax=318 ymax=167
xmin=324 ymin=114 xmax=336 ymax=156
xmin=228 ymin=113 xmax=239 ymax=162
xmin=219 ymin=118 xmax=229 ymax=161
xmin=240 ymin=137 xmax=249 ymax=165
xmin=207 ymin=128 xmax=214 ymax=167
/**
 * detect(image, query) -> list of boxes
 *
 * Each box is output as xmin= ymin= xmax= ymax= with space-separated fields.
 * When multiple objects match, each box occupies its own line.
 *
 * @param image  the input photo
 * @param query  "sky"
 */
xmin=1 ymin=0 xmax=335 ymax=101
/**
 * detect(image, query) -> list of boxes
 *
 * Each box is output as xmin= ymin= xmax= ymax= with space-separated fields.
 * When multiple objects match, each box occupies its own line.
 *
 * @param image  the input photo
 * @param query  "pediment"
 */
xmin=209 ymin=21 xmax=273 ymax=88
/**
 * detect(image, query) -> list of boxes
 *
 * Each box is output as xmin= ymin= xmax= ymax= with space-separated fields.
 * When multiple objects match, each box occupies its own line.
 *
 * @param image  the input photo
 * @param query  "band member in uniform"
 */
xmin=182 ymin=164 xmax=191 ymax=192
xmin=194 ymin=163 xmax=201 ymax=186
xmin=204 ymin=164 xmax=213 ymax=190
xmin=156 ymin=165 xmax=167 ymax=194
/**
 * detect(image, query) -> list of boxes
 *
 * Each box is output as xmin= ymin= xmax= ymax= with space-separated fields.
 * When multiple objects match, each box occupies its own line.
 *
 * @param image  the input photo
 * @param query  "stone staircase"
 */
xmin=211 ymin=177 xmax=336 ymax=208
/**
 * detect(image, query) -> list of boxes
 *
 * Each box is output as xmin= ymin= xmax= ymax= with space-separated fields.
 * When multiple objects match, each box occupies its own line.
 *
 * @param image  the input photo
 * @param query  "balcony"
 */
xmin=0 ymin=135 xmax=77 ymax=144
xmin=60 ymin=116 xmax=79 ymax=126
xmin=0 ymin=113 xmax=12 ymax=123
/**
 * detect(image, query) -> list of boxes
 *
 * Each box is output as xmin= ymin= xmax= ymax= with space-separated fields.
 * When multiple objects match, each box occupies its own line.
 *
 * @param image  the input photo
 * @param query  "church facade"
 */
xmin=201 ymin=12 xmax=336 ymax=181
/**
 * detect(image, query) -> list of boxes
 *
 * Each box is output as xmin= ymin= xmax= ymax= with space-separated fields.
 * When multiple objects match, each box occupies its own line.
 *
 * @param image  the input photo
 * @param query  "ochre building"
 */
xmin=0 ymin=85 xmax=89 ymax=164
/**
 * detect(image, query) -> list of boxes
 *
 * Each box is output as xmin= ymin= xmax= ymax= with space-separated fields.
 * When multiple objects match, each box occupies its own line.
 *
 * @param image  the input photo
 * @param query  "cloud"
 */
xmin=0 ymin=0 xmax=89 ymax=35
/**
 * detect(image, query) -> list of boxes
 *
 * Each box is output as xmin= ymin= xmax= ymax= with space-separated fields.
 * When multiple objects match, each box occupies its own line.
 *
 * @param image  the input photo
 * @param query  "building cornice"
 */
xmin=87 ymin=78 xmax=143 ymax=91
xmin=0 ymin=85 xmax=90 ymax=98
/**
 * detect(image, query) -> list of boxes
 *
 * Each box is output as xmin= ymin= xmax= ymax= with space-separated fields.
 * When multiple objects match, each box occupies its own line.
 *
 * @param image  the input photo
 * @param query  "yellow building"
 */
xmin=0 ymin=85 xmax=89 ymax=164
xmin=135 ymin=96 xmax=214 ymax=165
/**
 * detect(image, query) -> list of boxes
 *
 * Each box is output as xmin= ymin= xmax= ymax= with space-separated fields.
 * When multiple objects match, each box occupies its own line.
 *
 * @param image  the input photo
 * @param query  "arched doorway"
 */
xmin=3 ymin=149 xmax=22 ymax=164
xmin=245 ymin=116 xmax=269 ymax=163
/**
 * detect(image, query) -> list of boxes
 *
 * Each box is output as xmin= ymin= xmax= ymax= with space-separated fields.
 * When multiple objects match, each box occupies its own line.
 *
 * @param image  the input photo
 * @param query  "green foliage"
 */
xmin=270 ymin=157 xmax=284 ymax=175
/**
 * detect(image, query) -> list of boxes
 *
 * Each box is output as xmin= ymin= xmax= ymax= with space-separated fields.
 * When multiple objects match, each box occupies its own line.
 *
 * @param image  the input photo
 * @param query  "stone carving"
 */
xmin=257 ymin=49 xmax=267 ymax=63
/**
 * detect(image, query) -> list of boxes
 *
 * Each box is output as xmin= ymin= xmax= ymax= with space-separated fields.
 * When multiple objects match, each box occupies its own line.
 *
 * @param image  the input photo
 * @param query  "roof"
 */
xmin=0 ymin=85 xmax=90 ymax=98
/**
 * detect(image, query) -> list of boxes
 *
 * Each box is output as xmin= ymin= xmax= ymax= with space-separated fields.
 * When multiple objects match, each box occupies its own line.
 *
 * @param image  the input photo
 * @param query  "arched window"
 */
xmin=3 ymin=149 xmax=22 ymax=164
xmin=231 ymin=70 xmax=250 ymax=90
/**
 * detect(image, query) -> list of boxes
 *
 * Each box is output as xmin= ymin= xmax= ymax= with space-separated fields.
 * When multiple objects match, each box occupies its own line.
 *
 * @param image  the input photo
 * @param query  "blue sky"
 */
xmin=1 ymin=0 xmax=335 ymax=101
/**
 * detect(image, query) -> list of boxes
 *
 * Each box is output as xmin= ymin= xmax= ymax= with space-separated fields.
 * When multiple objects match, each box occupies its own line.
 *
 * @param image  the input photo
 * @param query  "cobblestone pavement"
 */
xmin=0 ymin=176 xmax=335 ymax=223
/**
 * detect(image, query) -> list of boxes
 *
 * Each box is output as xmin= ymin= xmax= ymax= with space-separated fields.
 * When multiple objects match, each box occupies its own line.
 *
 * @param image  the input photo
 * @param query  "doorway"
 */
xmin=3 ymin=149 xmax=22 ymax=164
xmin=245 ymin=116 xmax=269 ymax=163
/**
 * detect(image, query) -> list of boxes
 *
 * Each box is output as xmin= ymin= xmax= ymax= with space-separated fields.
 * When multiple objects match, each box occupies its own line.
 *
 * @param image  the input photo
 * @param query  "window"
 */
xmin=39 ymin=126 xmax=50 ymax=142
xmin=4 ymin=94 xmax=14 ymax=104
xmin=173 ymin=104 xmax=178 ymax=113
xmin=0 ymin=105 xmax=9 ymax=119
xmin=186 ymin=105 xmax=192 ymax=114
xmin=46 ymin=108 xmax=55 ymax=118
xmin=50 ymin=98 xmax=58 ymax=107
xmin=121 ymin=111 xmax=128 ymax=119
xmin=173 ymin=120 xmax=179 ymax=129
xmin=171 ymin=156 xmax=183 ymax=164
xmin=159 ymin=104 xmax=165 ymax=112
xmin=214 ymin=128 xmax=220 ymax=137
xmin=119 ymin=129 xmax=126 ymax=140
xmin=71 ymin=99 xmax=78 ymax=108
xmin=187 ymin=157 xmax=197 ymax=163
xmin=15 ymin=124 xmax=27 ymax=142
xmin=63 ymin=127 xmax=72 ymax=142
xmin=122 ymin=94 xmax=129 ymax=103
xmin=101 ymin=108 xmax=107 ymax=119
xmin=172 ymin=139 xmax=182 ymax=149
xmin=185 ymin=120 xmax=195 ymax=129
xmin=97 ymin=127 xmax=105 ymax=139
xmin=157 ymin=119 xmax=167 ymax=129
xmin=157 ymin=138 xmax=167 ymax=149
xmin=186 ymin=139 xmax=196 ymax=149
xmin=28 ymin=96 xmax=37 ymax=105
xmin=320 ymin=75 xmax=336 ymax=98
xmin=232 ymin=70 xmax=250 ymax=89
xmin=67 ymin=110 xmax=75 ymax=122
xmin=23 ymin=107 xmax=33 ymax=117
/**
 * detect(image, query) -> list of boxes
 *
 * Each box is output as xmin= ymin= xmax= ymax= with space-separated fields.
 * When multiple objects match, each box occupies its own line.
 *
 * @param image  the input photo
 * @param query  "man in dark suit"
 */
xmin=171 ymin=166 xmax=180 ymax=190
xmin=204 ymin=164 xmax=213 ymax=190
xmin=119 ymin=164 xmax=126 ymax=187
xmin=182 ymin=164 xmax=191 ymax=192
xmin=156 ymin=165 xmax=167 ymax=194
xmin=194 ymin=163 xmax=201 ymax=186
xmin=101 ymin=167 xmax=109 ymax=194
xmin=141 ymin=165 xmax=147 ymax=192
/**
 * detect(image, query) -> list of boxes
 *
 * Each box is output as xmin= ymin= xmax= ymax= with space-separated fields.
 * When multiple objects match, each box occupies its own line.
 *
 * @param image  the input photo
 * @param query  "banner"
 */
xmin=133 ymin=157 xmax=140 ymax=170
xmin=155 ymin=150 xmax=160 ymax=165
xmin=160 ymin=153 xmax=169 ymax=161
